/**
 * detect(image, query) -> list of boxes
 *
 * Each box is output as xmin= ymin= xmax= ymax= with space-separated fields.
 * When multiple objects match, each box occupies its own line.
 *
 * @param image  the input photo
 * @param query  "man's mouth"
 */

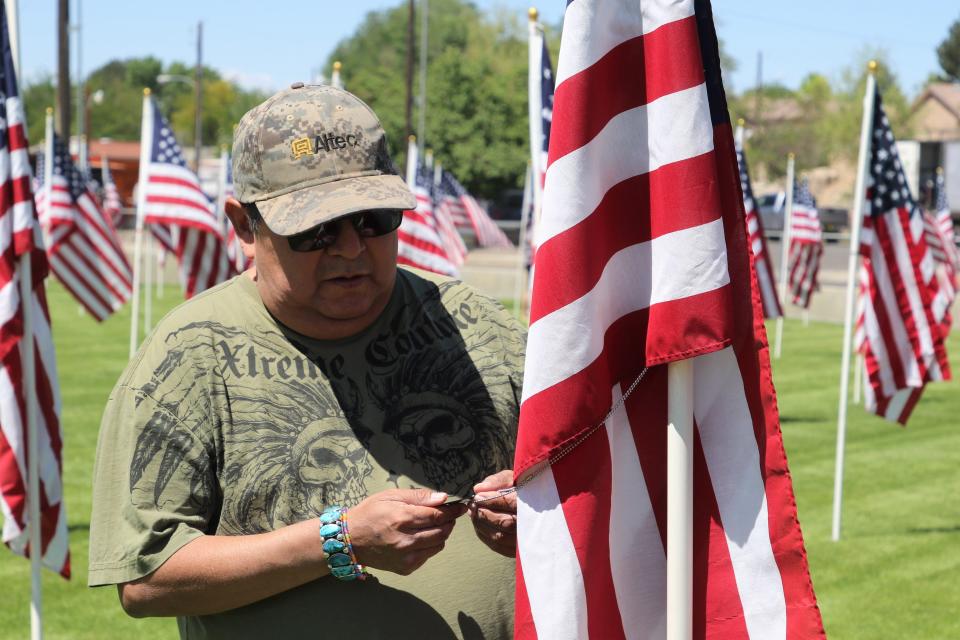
xmin=325 ymin=274 xmax=369 ymax=287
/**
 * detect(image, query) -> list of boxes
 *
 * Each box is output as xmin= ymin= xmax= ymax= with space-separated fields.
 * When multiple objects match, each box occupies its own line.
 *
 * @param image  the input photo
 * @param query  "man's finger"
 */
xmin=473 ymin=470 xmax=513 ymax=493
xmin=392 ymin=488 xmax=448 ymax=506
xmin=471 ymin=508 xmax=517 ymax=533
xmin=402 ymin=503 xmax=465 ymax=529
xmin=470 ymin=490 xmax=517 ymax=512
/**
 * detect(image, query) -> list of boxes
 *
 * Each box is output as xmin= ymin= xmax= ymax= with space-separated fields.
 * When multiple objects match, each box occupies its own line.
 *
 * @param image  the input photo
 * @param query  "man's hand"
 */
xmin=347 ymin=488 xmax=467 ymax=576
xmin=469 ymin=470 xmax=517 ymax=558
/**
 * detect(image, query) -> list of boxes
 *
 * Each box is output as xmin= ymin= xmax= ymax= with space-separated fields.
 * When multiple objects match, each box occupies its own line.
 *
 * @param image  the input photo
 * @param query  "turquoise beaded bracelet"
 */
xmin=319 ymin=506 xmax=368 ymax=581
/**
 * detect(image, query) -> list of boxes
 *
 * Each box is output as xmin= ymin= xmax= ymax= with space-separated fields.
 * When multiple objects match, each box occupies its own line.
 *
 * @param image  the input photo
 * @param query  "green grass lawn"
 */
xmin=1 ymin=283 xmax=958 ymax=638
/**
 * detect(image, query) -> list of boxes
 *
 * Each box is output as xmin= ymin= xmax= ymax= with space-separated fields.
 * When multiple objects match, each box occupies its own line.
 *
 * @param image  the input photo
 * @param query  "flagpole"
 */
xmin=14 ymin=0 xmax=43 ymax=629
xmin=143 ymin=232 xmax=152 ymax=335
xmin=514 ymin=161 xmax=533 ymax=319
xmin=833 ymin=62 xmax=877 ymax=542
xmin=666 ymin=359 xmax=694 ymax=640
xmin=129 ymin=89 xmax=151 ymax=358
xmin=852 ymin=354 xmax=862 ymax=404
xmin=527 ymin=8 xmax=544 ymax=229
xmin=774 ymin=153 xmax=795 ymax=359
xmin=416 ymin=0 xmax=427 ymax=153
xmin=406 ymin=135 xmax=418 ymax=186
xmin=331 ymin=60 xmax=342 ymax=89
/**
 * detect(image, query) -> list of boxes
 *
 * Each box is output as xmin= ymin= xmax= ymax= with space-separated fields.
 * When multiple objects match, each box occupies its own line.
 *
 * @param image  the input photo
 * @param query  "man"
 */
xmin=89 ymin=84 xmax=523 ymax=639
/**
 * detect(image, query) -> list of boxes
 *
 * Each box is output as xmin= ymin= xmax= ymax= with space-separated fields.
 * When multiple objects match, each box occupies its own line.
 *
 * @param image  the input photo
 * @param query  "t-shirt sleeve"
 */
xmin=88 ymin=378 xmax=216 ymax=587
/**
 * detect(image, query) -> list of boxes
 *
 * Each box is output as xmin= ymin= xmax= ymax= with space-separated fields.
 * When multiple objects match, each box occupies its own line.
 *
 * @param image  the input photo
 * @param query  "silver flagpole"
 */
xmin=774 ymin=153 xmax=795 ymax=359
xmin=130 ymin=89 xmax=152 ymax=358
xmin=833 ymin=62 xmax=878 ymax=542
xmin=666 ymin=359 xmax=694 ymax=640
xmin=514 ymin=162 xmax=533 ymax=319
xmin=416 ymin=0 xmax=427 ymax=153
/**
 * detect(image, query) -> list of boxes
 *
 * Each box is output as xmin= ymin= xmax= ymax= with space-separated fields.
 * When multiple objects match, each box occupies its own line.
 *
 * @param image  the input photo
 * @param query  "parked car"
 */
xmin=489 ymin=188 xmax=524 ymax=221
xmin=756 ymin=191 xmax=848 ymax=239
xmin=757 ymin=192 xmax=786 ymax=232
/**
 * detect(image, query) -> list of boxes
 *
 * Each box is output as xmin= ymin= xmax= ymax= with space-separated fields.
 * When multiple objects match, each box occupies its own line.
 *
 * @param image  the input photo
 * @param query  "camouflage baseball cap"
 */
xmin=232 ymin=83 xmax=415 ymax=236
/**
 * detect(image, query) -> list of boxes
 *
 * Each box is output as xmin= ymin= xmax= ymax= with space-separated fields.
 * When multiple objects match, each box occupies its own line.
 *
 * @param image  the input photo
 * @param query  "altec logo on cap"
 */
xmin=232 ymin=83 xmax=415 ymax=236
xmin=291 ymin=132 xmax=362 ymax=159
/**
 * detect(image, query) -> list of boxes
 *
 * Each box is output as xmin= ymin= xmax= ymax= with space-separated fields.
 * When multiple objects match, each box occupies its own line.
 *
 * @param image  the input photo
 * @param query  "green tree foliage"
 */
xmin=326 ymin=0 xmax=546 ymax=199
xmin=22 ymin=57 xmax=267 ymax=149
xmin=937 ymin=16 xmax=960 ymax=82
xmin=732 ymin=49 xmax=911 ymax=180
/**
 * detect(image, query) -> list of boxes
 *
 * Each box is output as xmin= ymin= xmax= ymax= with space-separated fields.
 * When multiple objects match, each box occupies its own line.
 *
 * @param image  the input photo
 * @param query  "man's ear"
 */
xmin=224 ymin=197 xmax=256 ymax=262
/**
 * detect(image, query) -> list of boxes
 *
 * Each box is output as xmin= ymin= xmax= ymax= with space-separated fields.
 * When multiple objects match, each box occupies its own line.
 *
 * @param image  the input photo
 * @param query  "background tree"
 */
xmin=326 ymin=0 xmax=556 ymax=199
xmin=23 ymin=57 xmax=267 ymax=149
xmin=937 ymin=16 xmax=960 ymax=82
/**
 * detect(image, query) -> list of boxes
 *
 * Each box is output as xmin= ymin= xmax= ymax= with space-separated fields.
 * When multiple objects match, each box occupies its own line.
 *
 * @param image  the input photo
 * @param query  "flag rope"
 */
xmin=504 ymin=365 xmax=651 ymax=498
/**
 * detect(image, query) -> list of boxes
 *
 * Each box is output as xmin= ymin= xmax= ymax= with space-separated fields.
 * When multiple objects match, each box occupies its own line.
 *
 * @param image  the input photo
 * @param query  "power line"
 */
xmin=719 ymin=8 xmax=933 ymax=50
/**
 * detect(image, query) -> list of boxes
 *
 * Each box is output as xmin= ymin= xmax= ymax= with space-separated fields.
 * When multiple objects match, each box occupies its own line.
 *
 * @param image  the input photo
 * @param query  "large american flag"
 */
xmin=397 ymin=147 xmax=460 ymax=277
xmin=736 ymin=136 xmax=782 ymax=318
xmin=35 ymin=133 xmax=132 ymax=321
xmin=787 ymin=177 xmax=823 ymax=309
xmin=435 ymin=168 xmax=512 ymax=248
xmin=857 ymin=86 xmax=950 ymax=425
xmin=0 ymin=6 xmax=69 ymax=578
xmin=140 ymin=98 xmax=233 ymax=298
xmin=514 ymin=2 xmax=823 ymax=638
xmin=100 ymin=157 xmax=122 ymax=225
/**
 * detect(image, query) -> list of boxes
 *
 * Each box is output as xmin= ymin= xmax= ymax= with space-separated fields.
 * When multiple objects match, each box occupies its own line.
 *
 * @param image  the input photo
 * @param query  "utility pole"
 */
xmin=405 ymin=0 xmax=415 ymax=138
xmin=74 ymin=0 xmax=84 ymax=170
xmin=56 ymin=0 xmax=70 ymax=138
xmin=417 ymin=0 xmax=428 ymax=154
xmin=753 ymin=51 xmax=763 ymax=124
xmin=194 ymin=21 xmax=203 ymax=172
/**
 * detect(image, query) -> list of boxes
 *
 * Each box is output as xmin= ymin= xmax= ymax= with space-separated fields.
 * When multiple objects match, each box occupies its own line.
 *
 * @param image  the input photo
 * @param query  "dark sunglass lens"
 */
xmin=355 ymin=211 xmax=403 ymax=237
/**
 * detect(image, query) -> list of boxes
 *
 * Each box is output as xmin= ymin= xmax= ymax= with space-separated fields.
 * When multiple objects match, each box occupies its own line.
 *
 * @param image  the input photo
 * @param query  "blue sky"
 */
xmin=16 ymin=1 xmax=958 ymax=97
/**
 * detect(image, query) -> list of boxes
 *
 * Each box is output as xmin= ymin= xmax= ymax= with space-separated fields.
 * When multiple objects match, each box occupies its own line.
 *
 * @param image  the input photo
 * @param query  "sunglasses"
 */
xmin=286 ymin=210 xmax=404 ymax=252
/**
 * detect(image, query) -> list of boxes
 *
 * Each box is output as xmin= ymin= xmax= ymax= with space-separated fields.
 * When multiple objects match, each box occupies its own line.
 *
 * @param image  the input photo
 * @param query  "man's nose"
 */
xmin=326 ymin=220 xmax=365 ymax=259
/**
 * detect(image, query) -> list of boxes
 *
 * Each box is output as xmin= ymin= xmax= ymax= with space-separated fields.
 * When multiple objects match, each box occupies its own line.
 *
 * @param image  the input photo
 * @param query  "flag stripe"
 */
xmin=555 ymin=0 xmax=695 ymax=87
xmin=539 ymin=83 xmax=714 ymax=249
xmin=523 ymin=218 xmax=730 ymax=404
xmin=531 ymin=150 xmax=723 ymax=323
xmin=549 ymin=15 xmax=703 ymax=162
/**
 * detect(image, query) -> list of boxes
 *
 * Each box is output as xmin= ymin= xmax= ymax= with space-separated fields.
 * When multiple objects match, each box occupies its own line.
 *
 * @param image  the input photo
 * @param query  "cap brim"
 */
xmin=256 ymin=174 xmax=417 ymax=236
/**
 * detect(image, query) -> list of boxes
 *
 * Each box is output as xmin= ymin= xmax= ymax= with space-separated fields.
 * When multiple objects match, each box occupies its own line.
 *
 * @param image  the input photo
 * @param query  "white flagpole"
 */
xmin=833 ymin=62 xmax=877 ymax=542
xmin=155 ymin=248 xmax=165 ymax=298
xmin=143 ymin=232 xmax=153 ymax=335
xmin=331 ymin=60 xmax=342 ymax=90
xmin=514 ymin=162 xmax=533 ymax=319
xmin=129 ymin=89 xmax=152 ymax=358
xmin=405 ymin=135 xmax=418 ymax=187
xmin=11 ymin=0 xmax=43 ymax=631
xmin=666 ymin=358 xmax=694 ymax=640
xmin=774 ymin=153 xmax=796 ymax=359
xmin=527 ymin=8 xmax=544 ymax=219
xmin=852 ymin=354 xmax=863 ymax=404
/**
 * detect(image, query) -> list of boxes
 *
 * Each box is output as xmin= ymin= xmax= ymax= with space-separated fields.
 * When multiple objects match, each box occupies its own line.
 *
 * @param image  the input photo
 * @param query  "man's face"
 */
xmin=252 ymin=210 xmax=399 ymax=340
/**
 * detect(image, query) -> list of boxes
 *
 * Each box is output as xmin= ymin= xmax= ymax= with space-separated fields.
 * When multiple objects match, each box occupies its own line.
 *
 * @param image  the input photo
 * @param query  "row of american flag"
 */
xmin=738 ymin=99 xmax=956 ymax=425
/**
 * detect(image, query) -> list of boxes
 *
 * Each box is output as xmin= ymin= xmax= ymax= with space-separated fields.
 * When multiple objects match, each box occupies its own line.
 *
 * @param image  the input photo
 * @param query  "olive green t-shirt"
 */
xmin=88 ymin=268 xmax=525 ymax=639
